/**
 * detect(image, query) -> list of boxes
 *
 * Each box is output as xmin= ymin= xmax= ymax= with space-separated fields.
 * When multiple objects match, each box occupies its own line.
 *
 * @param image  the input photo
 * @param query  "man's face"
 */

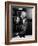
xmin=21 ymin=11 xmax=27 ymax=19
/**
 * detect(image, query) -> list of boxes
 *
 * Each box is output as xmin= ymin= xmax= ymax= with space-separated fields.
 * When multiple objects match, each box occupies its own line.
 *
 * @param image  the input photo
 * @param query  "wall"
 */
xmin=0 ymin=0 xmax=38 ymax=46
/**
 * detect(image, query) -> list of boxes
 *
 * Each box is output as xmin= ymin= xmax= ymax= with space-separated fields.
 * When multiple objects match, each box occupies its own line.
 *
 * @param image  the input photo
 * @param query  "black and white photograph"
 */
xmin=5 ymin=2 xmax=37 ymax=44
xmin=11 ymin=7 xmax=32 ymax=38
